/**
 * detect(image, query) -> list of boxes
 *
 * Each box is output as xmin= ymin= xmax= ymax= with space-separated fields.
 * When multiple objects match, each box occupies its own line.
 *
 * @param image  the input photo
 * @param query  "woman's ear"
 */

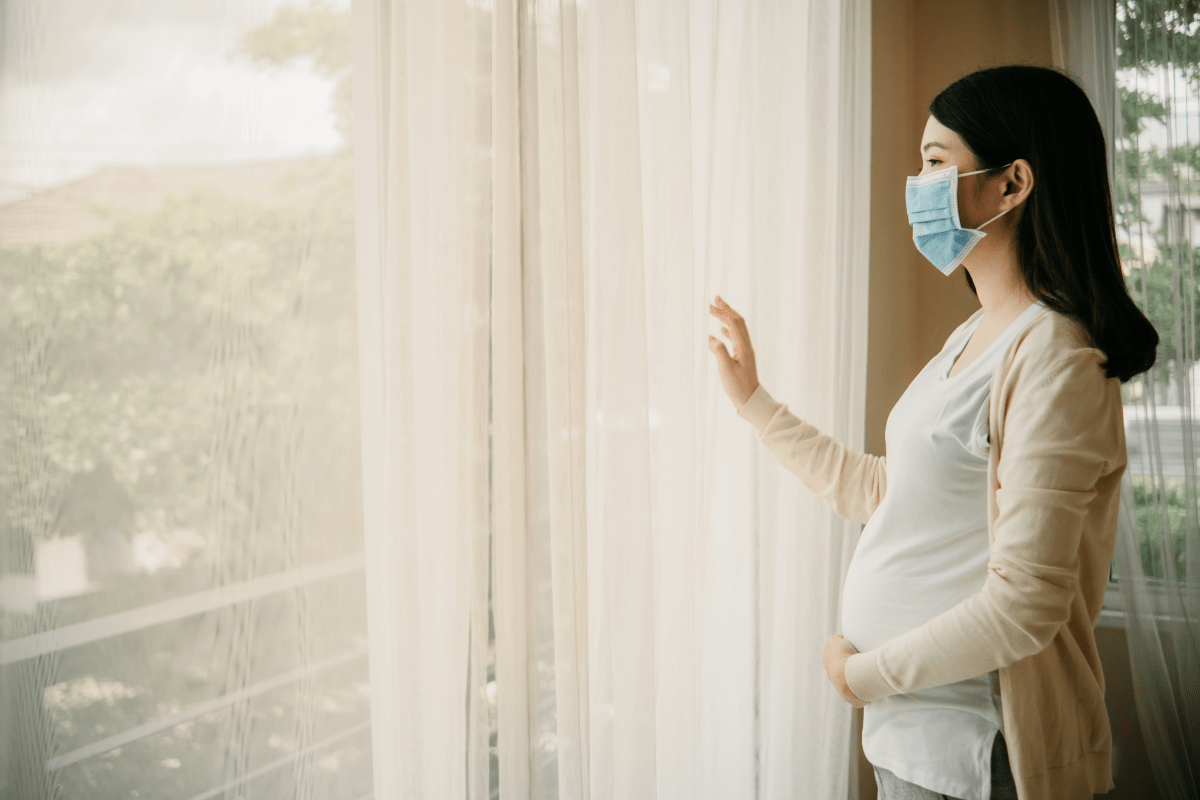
xmin=1003 ymin=159 xmax=1034 ymax=204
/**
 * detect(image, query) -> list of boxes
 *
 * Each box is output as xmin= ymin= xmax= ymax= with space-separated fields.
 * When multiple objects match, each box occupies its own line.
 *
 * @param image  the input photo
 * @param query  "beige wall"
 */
xmin=864 ymin=2 xmax=1158 ymax=799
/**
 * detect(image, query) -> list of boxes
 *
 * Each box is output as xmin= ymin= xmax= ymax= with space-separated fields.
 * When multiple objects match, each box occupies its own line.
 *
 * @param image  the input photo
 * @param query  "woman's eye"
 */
xmin=926 ymin=159 xmax=941 ymax=166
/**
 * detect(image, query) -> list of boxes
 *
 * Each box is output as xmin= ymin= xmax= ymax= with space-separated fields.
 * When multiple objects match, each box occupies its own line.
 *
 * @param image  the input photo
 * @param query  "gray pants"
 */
xmin=872 ymin=732 xmax=1019 ymax=800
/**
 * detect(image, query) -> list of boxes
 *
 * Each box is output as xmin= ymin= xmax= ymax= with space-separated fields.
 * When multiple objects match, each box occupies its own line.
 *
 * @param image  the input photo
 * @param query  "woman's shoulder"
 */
xmin=1000 ymin=304 xmax=1113 ymax=393
xmin=993 ymin=305 xmax=1126 ymax=468
xmin=1014 ymin=303 xmax=1098 ymax=355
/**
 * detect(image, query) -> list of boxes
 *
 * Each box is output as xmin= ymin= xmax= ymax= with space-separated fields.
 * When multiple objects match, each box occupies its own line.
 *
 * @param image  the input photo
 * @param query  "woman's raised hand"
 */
xmin=708 ymin=295 xmax=760 ymax=411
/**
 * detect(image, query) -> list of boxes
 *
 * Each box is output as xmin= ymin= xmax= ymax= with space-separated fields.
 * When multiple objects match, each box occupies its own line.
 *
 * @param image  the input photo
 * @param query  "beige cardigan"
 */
xmin=736 ymin=304 xmax=1125 ymax=800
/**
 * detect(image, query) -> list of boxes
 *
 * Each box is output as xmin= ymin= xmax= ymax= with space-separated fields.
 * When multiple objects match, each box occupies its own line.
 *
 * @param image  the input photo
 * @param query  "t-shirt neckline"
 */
xmin=940 ymin=300 xmax=1047 ymax=382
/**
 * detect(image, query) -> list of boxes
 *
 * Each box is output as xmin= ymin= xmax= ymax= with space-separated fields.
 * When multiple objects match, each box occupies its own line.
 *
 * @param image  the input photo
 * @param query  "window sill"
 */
xmin=1098 ymin=578 xmax=1200 ymax=628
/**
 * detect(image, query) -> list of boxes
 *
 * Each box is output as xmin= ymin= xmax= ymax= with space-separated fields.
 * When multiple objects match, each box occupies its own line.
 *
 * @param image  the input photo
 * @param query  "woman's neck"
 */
xmin=963 ymin=239 xmax=1036 ymax=319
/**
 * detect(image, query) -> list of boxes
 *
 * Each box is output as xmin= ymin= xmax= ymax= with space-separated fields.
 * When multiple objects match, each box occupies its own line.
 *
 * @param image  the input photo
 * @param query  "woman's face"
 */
xmin=918 ymin=114 xmax=1002 ymax=231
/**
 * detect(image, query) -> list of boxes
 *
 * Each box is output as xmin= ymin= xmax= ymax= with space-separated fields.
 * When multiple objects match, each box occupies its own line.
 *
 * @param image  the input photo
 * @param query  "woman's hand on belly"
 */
xmin=823 ymin=634 xmax=867 ymax=708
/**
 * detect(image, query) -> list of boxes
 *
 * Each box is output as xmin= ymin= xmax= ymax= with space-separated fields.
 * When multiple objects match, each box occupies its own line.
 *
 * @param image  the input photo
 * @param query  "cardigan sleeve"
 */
xmin=737 ymin=383 xmax=887 ymax=525
xmin=844 ymin=349 xmax=1125 ymax=702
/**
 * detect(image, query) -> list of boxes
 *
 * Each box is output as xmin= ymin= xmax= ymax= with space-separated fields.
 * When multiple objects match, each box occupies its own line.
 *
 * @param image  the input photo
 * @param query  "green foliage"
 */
xmin=231 ymin=1 xmax=352 ymax=138
xmin=1117 ymin=0 xmax=1200 ymax=75
xmin=1120 ymin=85 xmax=1167 ymax=140
xmin=1124 ymin=242 xmax=1200 ymax=385
xmin=1127 ymin=478 xmax=1192 ymax=582
xmin=0 ymin=148 xmax=360 ymax=592
xmin=233 ymin=2 xmax=350 ymax=75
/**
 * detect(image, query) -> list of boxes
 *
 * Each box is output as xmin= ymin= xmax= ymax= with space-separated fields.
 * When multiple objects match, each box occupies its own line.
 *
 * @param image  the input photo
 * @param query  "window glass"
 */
xmin=1115 ymin=1 xmax=1200 ymax=585
xmin=0 ymin=2 xmax=372 ymax=798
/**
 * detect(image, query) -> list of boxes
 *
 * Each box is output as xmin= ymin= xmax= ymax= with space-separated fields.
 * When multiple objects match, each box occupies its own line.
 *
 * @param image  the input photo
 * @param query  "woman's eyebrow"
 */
xmin=921 ymin=141 xmax=949 ymax=153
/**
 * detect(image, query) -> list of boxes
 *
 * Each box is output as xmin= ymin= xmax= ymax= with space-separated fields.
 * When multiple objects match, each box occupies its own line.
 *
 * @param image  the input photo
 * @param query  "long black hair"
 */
xmin=930 ymin=64 xmax=1157 ymax=383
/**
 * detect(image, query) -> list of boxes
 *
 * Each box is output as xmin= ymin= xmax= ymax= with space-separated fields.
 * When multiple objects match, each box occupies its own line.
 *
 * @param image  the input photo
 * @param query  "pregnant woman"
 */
xmin=707 ymin=65 xmax=1158 ymax=800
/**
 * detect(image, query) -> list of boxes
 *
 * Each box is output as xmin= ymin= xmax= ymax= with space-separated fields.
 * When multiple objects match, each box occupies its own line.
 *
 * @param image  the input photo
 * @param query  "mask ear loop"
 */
xmin=965 ymin=161 xmax=1017 ymax=231
xmin=976 ymin=205 xmax=1012 ymax=231
xmin=961 ymin=160 xmax=1016 ymax=178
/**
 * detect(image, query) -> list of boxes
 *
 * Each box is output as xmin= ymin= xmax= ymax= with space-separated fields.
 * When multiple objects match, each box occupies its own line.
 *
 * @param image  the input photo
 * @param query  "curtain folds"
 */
xmin=354 ymin=0 xmax=872 ymax=797
xmin=353 ymin=1 xmax=494 ymax=797
xmin=1051 ymin=3 xmax=1200 ymax=798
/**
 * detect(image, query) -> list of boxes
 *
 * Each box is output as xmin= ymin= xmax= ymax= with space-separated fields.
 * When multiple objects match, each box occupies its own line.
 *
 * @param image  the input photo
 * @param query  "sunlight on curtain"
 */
xmin=0 ymin=2 xmax=372 ymax=799
xmin=354 ymin=1 xmax=871 ymax=799
xmin=1054 ymin=2 xmax=1200 ymax=797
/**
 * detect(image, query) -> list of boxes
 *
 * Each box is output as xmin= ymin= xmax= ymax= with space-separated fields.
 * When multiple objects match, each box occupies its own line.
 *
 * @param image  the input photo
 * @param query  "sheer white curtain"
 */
xmin=353 ymin=1 xmax=872 ymax=798
xmin=1052 ymin=2 xmax=1200 ymax=798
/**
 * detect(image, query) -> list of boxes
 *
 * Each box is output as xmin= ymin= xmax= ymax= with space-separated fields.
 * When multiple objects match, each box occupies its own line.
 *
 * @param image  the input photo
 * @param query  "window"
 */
xmin=0 ymin=2 xmax=372 ymax=797
xmin=1112 ymin=0 xmax=1200 ymax=597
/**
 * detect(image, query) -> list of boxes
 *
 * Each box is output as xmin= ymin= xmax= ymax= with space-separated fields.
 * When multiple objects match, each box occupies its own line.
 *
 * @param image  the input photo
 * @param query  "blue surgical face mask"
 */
xmin=905 ymin=163 xmax=1014 ymax=275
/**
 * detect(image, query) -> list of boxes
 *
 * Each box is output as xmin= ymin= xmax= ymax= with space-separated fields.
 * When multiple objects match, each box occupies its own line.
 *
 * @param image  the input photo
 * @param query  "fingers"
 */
xmin=711 ymin=328 xmax=737 ymax=361
xmin=710 ymin=297 xmax=750 ymax=346
xmin=709 ymin=295 xmax=741 ymax=323
xmin=710 ymin=298 xmax=746 ymax=339
xmin=714 ymin=295 xmax=744 ymax=324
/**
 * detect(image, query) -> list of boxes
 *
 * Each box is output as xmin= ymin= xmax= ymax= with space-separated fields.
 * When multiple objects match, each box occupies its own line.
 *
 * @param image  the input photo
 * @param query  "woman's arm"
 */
xmin=842 ymin=349 xmax=1125 ymax=702
xmin=738 ymin=383 xmax=888 ymax=525
xmin=708 ymin=295 xmax=887 ymax=523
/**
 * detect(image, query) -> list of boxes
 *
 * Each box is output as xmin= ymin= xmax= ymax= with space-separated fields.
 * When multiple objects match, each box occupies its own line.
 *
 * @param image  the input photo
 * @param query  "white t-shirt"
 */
xmin=841 ymin=299 xmax=1047 ymax=800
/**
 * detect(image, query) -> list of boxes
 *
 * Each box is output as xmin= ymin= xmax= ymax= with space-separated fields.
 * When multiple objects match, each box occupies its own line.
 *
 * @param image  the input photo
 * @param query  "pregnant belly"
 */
xmin=840 ymin=550 xmax=987 ymax=653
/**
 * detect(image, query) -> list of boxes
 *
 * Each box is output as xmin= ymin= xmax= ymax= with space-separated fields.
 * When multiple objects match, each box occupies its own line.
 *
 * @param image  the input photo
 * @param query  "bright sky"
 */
xmin=0 ymin=0 xmax=349 ymax=205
